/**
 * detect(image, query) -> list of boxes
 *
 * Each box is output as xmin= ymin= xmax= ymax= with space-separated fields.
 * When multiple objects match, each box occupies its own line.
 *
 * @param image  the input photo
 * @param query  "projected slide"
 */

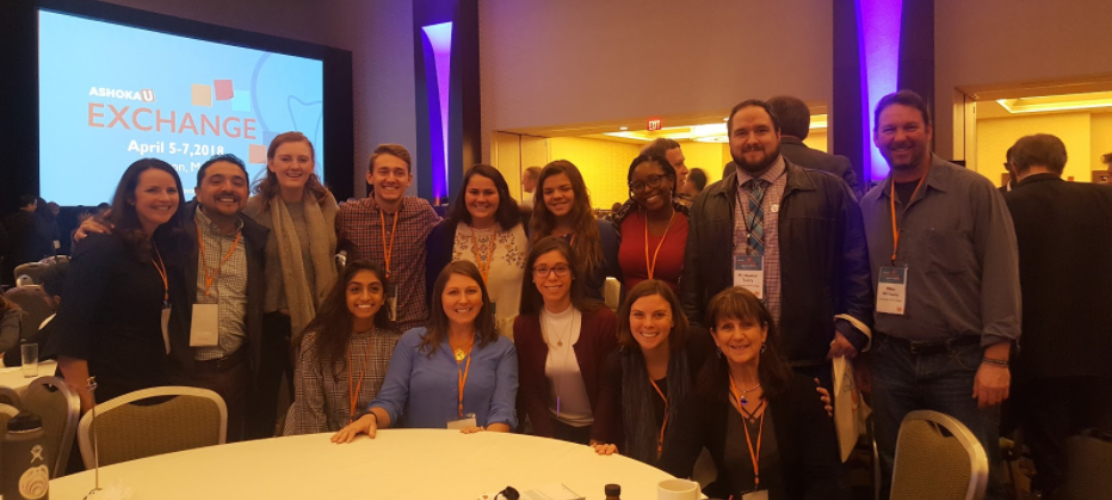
xmin=39 ymin=10 xmax=325 ymax=206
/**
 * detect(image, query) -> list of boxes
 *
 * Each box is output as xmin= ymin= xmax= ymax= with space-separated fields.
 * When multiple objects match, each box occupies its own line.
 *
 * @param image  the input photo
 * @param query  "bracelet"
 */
xmin=981 ymin=357 xmax=1009 ymax=367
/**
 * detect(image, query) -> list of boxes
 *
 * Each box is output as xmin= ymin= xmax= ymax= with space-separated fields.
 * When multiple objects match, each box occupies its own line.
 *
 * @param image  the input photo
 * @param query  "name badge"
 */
xmin=876 ymin=266 xmax=908 ymax=315
xmin=447 ymin=413 xmax=477 ymax=430
xmin=386 ymin=284 xmax=398 ymax=322
xmin=189 ymin=303 xmax=220 ymax=347
xmin=742 ymin=491 xmax=769 ymax=500
xmin=733 ymin=255 xmax=765 ymax=299
xmin=160 ymin=303 xmax=172 ymax=354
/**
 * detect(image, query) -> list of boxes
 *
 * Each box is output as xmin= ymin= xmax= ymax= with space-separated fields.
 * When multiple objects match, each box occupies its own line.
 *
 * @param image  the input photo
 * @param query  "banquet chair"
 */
xmin=22 ymin=376 xmax=80 ymax=477
xmin=890 ymin=410 xmax=988 ymax=500
xmin=13 ymin=262 xmax=49 ymax=285
xmin=0 ymin=385 xmax=20 ymax=407
xmin=78 ymin=386 xmax=227 ymax=468
xmin=4 ymin=285 xmax=52 ymax=343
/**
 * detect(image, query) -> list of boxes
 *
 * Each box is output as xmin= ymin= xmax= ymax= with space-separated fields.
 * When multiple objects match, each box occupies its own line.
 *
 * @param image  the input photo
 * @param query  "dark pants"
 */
xmin=171 ymin=349 xmax=250 ymax=442
xmin=1016 ymin=376 xmax=1112 ymax=496
xmin=248 ymin=312 xmax=292 ymax=439
xmin=551 ymin=418 xmax=592 ymax=445
xmin=871 ymin=334 xmax=1002 ymax=500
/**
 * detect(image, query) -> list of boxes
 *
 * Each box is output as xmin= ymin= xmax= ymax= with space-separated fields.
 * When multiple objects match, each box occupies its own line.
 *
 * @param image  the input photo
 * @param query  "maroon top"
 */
xmin=514 ymin=307 xmax=619 ymax=442
xmin=618 ymin=211 xmax=689 ymax=292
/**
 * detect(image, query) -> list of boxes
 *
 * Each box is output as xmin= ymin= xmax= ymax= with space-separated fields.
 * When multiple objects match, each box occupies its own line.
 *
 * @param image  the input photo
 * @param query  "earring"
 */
xmin=716 ymin=346 xmax=723 ymax=359
xmin=760 ymin=343 xmax=767 ymax=355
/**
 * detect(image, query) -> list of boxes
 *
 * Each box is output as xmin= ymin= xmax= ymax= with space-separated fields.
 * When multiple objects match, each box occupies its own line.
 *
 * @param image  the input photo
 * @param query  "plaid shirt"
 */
xmin=193 ymin=208 xmax=248 ymax=361
xmin=284 ymin=329 xmax=401 ymax=434
xmin=733 ymin=155 xmax=787 ymax=324
xmin=336 ymin=197 xmax=440 ymax=333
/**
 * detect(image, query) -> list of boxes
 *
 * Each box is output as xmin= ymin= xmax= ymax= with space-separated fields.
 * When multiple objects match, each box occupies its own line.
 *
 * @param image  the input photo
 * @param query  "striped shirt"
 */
xmin=733 ymin=155 xmax=787 ymax=324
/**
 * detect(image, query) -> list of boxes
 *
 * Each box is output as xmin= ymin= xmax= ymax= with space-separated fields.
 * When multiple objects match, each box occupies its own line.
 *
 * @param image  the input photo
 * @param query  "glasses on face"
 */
xmin=629 ymin=175 xmax=665 ymax=193
xmin=533 ymin=264 xmax=571 ymax=278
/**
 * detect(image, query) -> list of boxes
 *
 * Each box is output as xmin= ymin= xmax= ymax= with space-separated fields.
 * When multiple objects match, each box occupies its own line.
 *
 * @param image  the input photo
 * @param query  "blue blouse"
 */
xmin=369 ymin=328 xmax=519 ymax=429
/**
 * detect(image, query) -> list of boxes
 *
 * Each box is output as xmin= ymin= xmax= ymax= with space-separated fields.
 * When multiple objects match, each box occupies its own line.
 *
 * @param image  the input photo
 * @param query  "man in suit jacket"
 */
xmin=168 ymin=155 xmax=270 ymax=442
xmin=1004 ymin=133 xmax=1112 ymax=498
xmin=724 ymin=96 xmax=861 ymax=198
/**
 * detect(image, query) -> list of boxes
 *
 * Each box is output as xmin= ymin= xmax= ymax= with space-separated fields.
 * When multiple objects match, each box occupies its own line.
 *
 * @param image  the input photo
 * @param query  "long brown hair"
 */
xmin=252 ymin=131 xmax=330 ymax=209
xmin=301 ymin=260 xmax=393 ymax=380
xmin=615 ymin=280 xmax=688 ymax=351
xmin=698 ymin=287 xmax=792 ymax=399
xmin=529 ymin=160 xmax=604 ymax=274
xmin=517 ymin=236 xmax=604 ymax=316
xmin=108 ymin=158 xmax=187 ymax=262
xmin=421 ymin=261 xmax=499 ymax=356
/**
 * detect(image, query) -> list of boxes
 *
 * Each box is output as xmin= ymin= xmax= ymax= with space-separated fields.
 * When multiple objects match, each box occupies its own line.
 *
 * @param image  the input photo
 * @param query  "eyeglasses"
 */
xmin=533 ymin=265 xmax=571 ymax=278
xmin=629 ymin=175 xmax=665 ymax=193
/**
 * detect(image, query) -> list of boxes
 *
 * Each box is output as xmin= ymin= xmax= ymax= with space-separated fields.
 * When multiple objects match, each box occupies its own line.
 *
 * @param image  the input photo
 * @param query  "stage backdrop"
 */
xmin=39 ymin=10 xmax=325 ymax=206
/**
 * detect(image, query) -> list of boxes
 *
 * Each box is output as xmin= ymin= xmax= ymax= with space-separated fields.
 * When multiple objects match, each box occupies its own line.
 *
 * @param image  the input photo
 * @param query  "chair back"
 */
xmin=13 ymin=262 xmax=48 ymax=286
xmin=1061 ymin=428 xmax=1112 ymax=500
xmin=77 ymin=386 xmax=226 ymax=468
xmin=21 ymin=376 xmax=79 ymax=478
xmin=4 ymin=286 xmax=52 ymax=343
xmin=0 ymin=402 xmax=19 ymax=439
xmin=890 ymin=410 xmax=988 ymax=500
xmin=0 ymin=385 xmax=20 ymax=407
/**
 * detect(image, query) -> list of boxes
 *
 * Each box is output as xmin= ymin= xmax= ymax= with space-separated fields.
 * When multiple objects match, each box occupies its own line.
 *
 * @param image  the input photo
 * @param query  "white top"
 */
xmin=452 ymin=221 xmax=527 ymax=339
xmin=47 ymin=430 xmax=682 ymax=500
xmin=541 ymin=306 xmax=592 ymax=427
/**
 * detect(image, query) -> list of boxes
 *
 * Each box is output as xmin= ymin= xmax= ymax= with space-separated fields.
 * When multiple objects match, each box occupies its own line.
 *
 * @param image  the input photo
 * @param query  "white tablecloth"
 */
xmin=0 ymin=360 xmax=58 ymax=394
xmin=49 ymin=429 xmax=680 ymax=499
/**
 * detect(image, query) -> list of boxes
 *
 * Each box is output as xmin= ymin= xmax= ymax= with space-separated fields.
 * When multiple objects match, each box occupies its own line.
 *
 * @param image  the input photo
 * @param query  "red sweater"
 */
xmin=513 ymin=307 xmax=619 ymax=442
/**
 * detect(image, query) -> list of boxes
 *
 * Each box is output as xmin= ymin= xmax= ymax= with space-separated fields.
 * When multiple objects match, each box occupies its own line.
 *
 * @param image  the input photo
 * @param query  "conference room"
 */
xmin=2 ymin=0 xmax=1111 ymax=499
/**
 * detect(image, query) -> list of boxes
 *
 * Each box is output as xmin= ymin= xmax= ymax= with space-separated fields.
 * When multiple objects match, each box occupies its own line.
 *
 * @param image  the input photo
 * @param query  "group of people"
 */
xmin=21 ymin=89 xmax=1110 ymax=500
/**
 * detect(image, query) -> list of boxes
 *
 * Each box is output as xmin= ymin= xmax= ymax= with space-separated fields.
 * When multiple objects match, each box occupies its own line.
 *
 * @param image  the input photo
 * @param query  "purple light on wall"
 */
xmin=856 ymin=0 xmax=903 ymax=181
xmin=422 ymin=21 xmax=453 ymax=201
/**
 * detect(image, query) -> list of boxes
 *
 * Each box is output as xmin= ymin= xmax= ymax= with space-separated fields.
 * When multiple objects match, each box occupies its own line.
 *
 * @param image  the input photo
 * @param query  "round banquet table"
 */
xmin=0 ymin=360 xmax=58 ymax=394
xmin=48 ymin=429 xmax=683 ymax=499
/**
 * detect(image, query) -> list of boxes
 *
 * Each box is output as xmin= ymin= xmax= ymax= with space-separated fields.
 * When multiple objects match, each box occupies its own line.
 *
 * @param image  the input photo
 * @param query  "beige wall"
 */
xmin=478 ymin=0 xmax=834 ymax=163
xmin=977 ymin=113 xmax=1092 ymax=186
xmin=935 ymin=0 xmax=1112 ymax=162
xmin=97 ymin=0 xmax=418 ymax=198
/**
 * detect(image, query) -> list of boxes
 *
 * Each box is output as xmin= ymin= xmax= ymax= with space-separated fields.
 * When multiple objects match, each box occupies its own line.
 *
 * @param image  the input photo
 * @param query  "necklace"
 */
xmin=729 ymin=374 xmax=762 ymax=406
xmin=451 ymin=336 xmax=475 ymax=362
xmin=545 ymin=307 xmax=576 ymax=347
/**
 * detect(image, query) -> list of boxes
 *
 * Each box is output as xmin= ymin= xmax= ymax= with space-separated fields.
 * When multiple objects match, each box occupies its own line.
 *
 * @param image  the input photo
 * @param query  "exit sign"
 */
xmin=647 ymin=118 xmax=662 ymax=131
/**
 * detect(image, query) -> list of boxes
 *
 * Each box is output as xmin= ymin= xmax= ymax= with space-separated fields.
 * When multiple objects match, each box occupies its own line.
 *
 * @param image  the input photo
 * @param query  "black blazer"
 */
xmin=681 ymin=160 xmax=874 ymax=364
xmin=673 ymin=373 xmax=840 ymax=500
xmin=1004 ymin=174 xmax=1112 ymax=381
xmin=168 ymin=203 xmax=269 ymax=381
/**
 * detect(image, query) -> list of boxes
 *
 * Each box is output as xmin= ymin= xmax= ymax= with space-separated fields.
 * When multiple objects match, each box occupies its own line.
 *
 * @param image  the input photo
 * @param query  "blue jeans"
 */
xmin=871 ymin=334 xmax=1001 ymax=499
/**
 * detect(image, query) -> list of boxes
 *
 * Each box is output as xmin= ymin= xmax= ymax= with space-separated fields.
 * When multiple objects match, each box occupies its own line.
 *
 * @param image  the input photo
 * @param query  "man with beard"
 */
xmin=74 ymin=154 xmax=269 ymax=441
xmin=858 ymin=90 xmax=1019 ymax=498
xmin=680 ymin=99 xmax=873 ymax=390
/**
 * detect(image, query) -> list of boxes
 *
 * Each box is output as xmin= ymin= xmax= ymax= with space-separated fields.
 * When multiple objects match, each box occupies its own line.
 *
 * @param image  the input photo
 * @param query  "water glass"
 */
xmin=21 ymin=343 xmax=39 ymax=378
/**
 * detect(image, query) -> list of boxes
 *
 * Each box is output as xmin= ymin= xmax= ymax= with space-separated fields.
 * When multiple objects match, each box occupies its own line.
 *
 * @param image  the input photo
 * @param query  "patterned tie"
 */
xmin=744 ymin=179 xmax=769 ymax=255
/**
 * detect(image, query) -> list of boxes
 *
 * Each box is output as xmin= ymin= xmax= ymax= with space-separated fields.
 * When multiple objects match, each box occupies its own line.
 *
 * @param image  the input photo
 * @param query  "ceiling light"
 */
xmin=997 ymin=91 xmax=1112 ymax=114
xmin=619 ymin=126 xmax=628 ymax=131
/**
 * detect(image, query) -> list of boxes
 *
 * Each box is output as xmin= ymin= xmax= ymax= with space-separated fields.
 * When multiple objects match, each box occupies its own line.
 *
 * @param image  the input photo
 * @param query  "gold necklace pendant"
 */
xmin=454 ymin=348 xmax=467 ymax=361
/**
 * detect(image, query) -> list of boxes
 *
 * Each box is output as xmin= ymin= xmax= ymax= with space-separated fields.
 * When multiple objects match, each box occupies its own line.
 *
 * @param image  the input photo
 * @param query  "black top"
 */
xmin=672 ymin=372 xmax=840 ymax=500
xmin=599 ymin=328 xmax=713 ymax=476
xmin=47 ymin=233 xmax=173 ymax=403
xmin=893 ymin=179 xmax=921 ymax=206
xmin=721 ymin=403 xmax=786 ymax=499
xmin=1004 ymin=174 xmax=1112 ymax=381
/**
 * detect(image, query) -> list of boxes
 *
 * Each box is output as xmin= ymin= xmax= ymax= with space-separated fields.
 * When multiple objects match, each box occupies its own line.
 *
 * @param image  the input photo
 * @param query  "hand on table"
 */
xmin=591 ymin=442 xmax=618 ymax=456
xmin=332 ymin=413 xmax=377 ymax=443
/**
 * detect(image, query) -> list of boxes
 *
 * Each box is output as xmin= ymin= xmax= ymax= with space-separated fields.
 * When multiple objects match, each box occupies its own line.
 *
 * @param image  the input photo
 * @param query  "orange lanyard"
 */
xmin=470 ymin=227 xmax=496 ymax=284
xmin=730 ymin=376 xmax=765 ymax=489
xmin=347 ymin=330 xmax=376 ymax=422
xmin=643 ymin=211 xmax=675 ymax=280
xmin=380 ymin=209 xmax=400 ymax=278
xmin=196 ymin=223 xmax=241 ymax=297
xmin=456 ymin=345 xmax=473 ymax=417
xmin=888 ymin=166 xmax=931 ymax=264
xmin=152 ymin=245 xmax=169 ymax=303
xmin=648 ymin=377 xmax=669 ymax=458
